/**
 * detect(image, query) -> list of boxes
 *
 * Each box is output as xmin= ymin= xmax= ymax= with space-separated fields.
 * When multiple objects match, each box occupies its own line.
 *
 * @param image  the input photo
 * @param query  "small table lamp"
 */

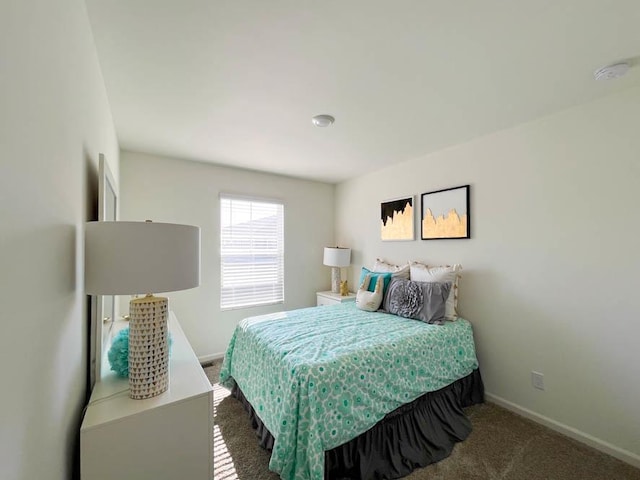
xmin=85 ymin=221 xmax=200 ymax=399
xmin=323 ymin=247 xmax=351 ymax=295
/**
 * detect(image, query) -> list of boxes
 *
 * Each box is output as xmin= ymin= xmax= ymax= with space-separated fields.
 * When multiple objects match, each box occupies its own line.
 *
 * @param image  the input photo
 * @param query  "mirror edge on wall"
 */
xmin=89 ymin=153 xmax=119 ymax=389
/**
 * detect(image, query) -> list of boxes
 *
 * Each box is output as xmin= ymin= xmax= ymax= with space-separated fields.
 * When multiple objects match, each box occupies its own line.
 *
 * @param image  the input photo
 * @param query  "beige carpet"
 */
xmin=206 ymin=360 xmax=640 ymax=480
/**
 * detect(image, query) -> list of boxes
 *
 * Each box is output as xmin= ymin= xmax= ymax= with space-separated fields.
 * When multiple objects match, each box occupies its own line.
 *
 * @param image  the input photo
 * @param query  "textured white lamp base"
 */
xmin=128 ymin=295 xmax=169 ymax=400
xmin=331 ymin=267 xmax=341 ymax=294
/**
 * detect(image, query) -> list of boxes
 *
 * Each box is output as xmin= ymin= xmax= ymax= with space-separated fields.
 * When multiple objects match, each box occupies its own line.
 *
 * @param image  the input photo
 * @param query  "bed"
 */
xmin=220 ymin=302 xmax=484 ymax=480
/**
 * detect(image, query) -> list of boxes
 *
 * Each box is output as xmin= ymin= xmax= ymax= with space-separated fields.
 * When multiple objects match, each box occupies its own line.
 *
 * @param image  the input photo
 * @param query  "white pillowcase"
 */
xmin=355 ymin=274 xmax=384 ymax=312
xmin=372 ymin=258 xmax=410 ymax=279
xmin=409 ymin=262 xmax=462 ymax=320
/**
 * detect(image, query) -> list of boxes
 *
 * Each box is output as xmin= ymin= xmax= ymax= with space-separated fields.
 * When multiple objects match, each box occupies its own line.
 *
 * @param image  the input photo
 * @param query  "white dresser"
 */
xmin=80 ymin=312 xmax=213 ymax=480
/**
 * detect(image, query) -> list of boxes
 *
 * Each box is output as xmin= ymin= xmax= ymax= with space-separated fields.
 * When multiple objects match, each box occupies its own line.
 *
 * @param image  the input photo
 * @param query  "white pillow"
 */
xmin=372 ymin=258 xmax=410 ymax=279
xmin=355 ymin=274 xmax=384 ymax=312
xmin=409 ymin=262 xmax=462 ymax=320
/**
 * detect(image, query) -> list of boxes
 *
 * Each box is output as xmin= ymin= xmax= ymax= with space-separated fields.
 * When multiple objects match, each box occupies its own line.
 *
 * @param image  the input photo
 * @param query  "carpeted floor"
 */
xmin=206 ymin=360 xmax=640 ymax=480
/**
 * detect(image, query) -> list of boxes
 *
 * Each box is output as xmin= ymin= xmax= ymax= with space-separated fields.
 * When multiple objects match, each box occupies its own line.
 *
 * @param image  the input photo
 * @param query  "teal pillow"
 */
xmin=359 ymin=267 xmax=392 ymax=294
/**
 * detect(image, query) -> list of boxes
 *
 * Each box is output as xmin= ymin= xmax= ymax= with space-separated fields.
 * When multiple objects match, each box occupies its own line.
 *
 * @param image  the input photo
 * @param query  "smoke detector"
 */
xmin=312 ymin=114 xmax=335 ymax=127
xmin=594 ymin=63 xmax=630 ymax=81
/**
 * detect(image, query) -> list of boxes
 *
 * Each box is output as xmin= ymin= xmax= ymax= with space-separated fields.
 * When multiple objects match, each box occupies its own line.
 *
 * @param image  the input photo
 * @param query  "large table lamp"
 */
xmin=323 ymin=247 xmax=351 ymax=294
xmin=85 ymin=221 xmax=200 ymax=399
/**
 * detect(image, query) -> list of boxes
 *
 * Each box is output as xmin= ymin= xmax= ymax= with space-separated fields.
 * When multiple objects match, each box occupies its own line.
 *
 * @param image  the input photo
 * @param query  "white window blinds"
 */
xmin=220 ymin=195 xmax=284 ymax=310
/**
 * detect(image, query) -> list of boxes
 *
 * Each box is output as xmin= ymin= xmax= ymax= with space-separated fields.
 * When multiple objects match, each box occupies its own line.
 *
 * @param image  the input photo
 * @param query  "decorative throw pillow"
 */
xmin=372 ymin=258 xmax=411 ymax=279
xmin=108 ymin=327 xmax=173 ymax=378
xmin=356 ymin=274 xmax=384 ymax=312
xmin=409 ymin=262 xmax=462 ymax=320
xmin=359 ymin=267 xmax=393 ymax=294
xmin=382 ymin=277 xmax=451 ymax=324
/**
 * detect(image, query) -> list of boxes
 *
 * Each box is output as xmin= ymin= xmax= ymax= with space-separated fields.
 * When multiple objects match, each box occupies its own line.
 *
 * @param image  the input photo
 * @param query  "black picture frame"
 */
xmin=420 ymin=185 xmax=470 ymax=240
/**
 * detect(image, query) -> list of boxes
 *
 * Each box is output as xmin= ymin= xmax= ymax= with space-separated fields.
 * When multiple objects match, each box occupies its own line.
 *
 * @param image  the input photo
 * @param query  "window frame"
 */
xmin=219 ymin=193 xmax=285 ymax=311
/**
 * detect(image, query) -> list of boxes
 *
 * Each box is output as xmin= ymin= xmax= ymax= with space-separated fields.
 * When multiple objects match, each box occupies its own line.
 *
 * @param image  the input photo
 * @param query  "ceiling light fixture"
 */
xmin=312 ymin=114 xmax=335 ymax=127
xmin=593 ymin=62 xmax=630 ymax=81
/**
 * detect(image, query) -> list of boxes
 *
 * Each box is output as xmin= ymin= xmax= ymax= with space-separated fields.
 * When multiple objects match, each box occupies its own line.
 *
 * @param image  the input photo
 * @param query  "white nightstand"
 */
xmin=316 ymin=290 xmax=357 ymax=306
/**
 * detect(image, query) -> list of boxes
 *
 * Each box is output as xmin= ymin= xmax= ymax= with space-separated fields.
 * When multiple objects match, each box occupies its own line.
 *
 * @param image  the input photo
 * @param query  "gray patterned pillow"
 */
xmin=382 ymin=277 xmax=451 ymax=324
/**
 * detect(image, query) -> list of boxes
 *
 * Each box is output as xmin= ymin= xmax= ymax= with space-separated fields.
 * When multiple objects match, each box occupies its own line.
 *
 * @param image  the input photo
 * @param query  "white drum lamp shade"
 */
xmin=323 ymin=247 xmax=351 ymax=294
xmin=85 ymin=221 xmax=201 ymax=399
xmin=85 ymin=221 xmax=200 ymax=295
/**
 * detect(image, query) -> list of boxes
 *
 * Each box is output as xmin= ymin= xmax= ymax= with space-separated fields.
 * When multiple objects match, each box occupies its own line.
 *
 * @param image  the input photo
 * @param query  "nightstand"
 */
xmin=316 ymin=290 xmax=356 ymax=306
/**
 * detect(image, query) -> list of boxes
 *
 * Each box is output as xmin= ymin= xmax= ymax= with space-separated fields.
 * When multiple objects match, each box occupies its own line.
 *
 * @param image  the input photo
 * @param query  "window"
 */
xmin=220 ymin=195 xmax=284 ymax=310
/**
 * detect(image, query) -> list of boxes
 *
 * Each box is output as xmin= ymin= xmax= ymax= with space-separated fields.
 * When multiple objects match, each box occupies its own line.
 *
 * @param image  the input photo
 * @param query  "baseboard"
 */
xmin=485 ymin=392 xmax=640 ymax=469
xmin=198 ymin=352 xmax=225 ymax=365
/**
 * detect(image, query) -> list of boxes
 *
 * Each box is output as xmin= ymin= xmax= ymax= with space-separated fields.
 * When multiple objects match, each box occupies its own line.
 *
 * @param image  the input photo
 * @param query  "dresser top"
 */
xmin=81 ymin=312 xmax=212 ymax=430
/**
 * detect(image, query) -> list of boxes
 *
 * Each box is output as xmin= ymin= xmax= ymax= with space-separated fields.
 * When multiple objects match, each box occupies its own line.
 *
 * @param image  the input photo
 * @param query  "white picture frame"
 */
xmin=380 ymin=196 xmax=415 ymax=241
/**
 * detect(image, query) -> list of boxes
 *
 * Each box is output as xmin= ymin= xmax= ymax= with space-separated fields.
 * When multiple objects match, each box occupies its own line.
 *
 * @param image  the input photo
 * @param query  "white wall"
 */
xmin=119 ymin=151 xmax=334 ymax=358
xmin=336 ymin=86 xmax=640 ymax=465
xmin=0 ymin=2 xmax=119 ymax=480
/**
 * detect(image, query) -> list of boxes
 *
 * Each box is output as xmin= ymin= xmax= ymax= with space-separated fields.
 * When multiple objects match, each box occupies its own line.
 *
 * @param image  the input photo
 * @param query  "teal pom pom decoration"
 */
xmin=108 ymin=327 xmax=130 ymax=377
xmin=107 ymin=327 xmax=174 ymax=378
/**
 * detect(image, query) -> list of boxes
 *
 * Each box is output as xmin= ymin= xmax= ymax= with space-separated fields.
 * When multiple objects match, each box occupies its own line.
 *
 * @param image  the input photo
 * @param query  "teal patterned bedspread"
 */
xmin=220 ymin=303 xmax=479 ymax=480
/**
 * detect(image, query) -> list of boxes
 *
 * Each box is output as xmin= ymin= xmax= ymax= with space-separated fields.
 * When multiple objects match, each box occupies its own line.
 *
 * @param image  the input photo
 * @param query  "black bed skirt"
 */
xmin=231 ymin=369 xmax=484 ymax=480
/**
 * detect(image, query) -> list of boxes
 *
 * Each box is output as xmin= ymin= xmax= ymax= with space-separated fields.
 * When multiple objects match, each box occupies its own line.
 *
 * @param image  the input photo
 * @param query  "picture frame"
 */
xmin=380 ymin=196 xmax=414 ymax=241
xmin=89 ymin=153 xmax=119 ymax=388
xmin=420 ymin=185 xmax=470 ymax=240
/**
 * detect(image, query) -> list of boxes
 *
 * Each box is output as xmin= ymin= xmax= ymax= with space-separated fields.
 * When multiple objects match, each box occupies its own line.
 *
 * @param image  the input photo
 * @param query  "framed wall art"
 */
xmin=381 ymin=196 xmax=414 ymax=241
xmin=421 ymin=185 xmax=470 ymax=240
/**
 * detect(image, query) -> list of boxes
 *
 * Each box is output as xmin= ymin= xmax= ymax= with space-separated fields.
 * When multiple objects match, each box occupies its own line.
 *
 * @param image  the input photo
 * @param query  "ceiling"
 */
xmin=86 ymin=0 xmax=640 ymax=184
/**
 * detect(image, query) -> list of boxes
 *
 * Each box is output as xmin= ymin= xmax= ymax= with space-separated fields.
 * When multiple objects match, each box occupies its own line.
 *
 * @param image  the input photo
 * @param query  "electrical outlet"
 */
xmin=531 ymin=371 xmax=545 ymax=390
